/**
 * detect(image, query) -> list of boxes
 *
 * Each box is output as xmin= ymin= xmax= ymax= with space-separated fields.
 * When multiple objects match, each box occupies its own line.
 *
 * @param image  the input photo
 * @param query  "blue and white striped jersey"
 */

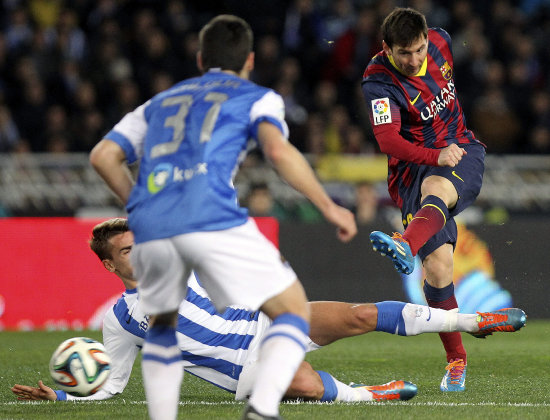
xmin=59 ymin=274 xmax=265 ymax=401
xmin=105 ymin=69 xmax=289 ymax=244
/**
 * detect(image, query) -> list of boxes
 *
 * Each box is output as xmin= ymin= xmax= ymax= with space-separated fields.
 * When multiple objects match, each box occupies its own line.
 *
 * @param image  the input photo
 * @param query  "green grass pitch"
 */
xmin=1 ymin=321 xmax=549 ymax=419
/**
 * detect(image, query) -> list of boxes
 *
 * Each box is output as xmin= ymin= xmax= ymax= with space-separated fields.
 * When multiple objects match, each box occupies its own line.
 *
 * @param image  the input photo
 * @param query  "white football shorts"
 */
xmin=131 ymin=219 xmax=298 ymax=315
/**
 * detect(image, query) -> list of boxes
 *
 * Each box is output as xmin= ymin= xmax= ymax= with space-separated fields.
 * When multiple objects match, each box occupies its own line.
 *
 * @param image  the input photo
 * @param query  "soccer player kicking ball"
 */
xmin=12 ymin=219 xmax=526 ymax=406
xmin=362 ymin=7 xmax=488 ymax=391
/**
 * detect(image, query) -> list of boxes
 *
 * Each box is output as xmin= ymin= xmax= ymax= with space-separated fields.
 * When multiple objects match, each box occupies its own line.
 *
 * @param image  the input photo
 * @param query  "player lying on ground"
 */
xmin=11 ymin=219 xmax=526 ymax=403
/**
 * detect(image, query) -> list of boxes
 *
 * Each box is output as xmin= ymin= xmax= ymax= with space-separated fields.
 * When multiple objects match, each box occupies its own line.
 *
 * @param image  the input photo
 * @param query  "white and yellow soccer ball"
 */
xmin=49 ymin=337 xmax=111 ymax=397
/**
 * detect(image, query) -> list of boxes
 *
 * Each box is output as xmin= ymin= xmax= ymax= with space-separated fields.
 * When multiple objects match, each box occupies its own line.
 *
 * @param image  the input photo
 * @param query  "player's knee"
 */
xmin=420 ymin=176 xmax=457 ymax=207
xmin=286 ymin=362 xmax=323 ymax=400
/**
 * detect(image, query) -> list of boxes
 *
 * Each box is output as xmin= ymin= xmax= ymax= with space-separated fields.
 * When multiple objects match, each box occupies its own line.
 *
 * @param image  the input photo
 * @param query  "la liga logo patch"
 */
xmin=371 ymin=97 xmax=392 ymax=125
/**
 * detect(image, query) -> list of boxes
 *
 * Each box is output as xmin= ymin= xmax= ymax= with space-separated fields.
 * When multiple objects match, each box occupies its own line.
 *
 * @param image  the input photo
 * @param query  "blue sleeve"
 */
xmin=54 ymin=390 xmax=67 ymax=401
xmin=249 ymin=115 xmax=287 ymax=146
xmin=104 ymin=130 xmax=138 ymax=164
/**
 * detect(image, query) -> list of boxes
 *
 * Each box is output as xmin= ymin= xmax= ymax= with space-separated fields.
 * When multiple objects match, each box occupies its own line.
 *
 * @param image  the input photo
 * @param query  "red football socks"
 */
xmin=403 ymin=195 xmax=449 ymax=255
xmin=424 ymin=281 xmax=466 ymax=363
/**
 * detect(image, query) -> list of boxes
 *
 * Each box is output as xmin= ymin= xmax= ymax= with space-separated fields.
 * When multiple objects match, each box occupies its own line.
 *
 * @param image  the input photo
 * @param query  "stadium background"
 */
xmin=1 ymin=0 xmax=549 ymax=330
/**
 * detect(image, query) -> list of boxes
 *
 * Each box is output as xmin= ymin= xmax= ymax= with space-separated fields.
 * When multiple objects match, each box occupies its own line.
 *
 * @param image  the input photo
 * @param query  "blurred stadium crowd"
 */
xmin=1 ymin=0 xmax=550 ymax=157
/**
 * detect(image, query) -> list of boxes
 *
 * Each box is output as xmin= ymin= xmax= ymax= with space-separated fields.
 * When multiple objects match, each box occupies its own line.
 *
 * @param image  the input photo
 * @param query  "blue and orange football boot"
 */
xmin=351 ymin=380 xmax=418 ymax=401
xmin=470 ymin=308 xmax=527 ymax=339
xmin=369 ymin=231 xmax=415 ymax=274
xmin=440 ymin=359 xmax=466 ymax=392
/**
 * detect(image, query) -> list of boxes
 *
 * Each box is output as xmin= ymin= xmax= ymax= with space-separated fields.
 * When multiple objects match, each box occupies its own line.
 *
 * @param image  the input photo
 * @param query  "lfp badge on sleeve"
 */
xmin=371 ymin=97 xmax=392 ymax=125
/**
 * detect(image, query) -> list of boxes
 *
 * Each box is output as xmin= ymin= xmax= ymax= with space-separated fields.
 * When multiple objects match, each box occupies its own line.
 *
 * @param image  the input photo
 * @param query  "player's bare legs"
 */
xmin=246 ymin=280 xmax=310 ymax=418
xmin=308 ymin=302 xmax=377 ymax=346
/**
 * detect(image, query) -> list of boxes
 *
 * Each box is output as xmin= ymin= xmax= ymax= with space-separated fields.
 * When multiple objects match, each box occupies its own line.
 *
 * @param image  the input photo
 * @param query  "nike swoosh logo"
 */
xmin=410 ymin=92 xmax=421 ymax=105
xmin=452 ymin=171 xmax=464 ymax=182
xmin=426 ymin=307 xmax=432 ymax=321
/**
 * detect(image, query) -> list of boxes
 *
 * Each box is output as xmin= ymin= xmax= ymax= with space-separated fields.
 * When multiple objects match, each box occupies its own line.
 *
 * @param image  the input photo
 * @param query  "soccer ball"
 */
xmin=49 ymin=337 xmax=111 ymax=397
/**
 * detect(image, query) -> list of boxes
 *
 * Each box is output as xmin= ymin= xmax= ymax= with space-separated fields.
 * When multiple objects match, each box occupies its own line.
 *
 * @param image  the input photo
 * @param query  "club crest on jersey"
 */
xmin=371 ymin=97 xmax=392 ymax=125
xmin=440 ymin=61 xmax=452 ymax=81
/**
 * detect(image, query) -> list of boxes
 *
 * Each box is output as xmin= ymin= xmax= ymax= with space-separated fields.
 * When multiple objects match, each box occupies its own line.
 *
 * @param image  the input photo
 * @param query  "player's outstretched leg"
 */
xmin=313 ymin=371 xmax=417 ymax=402
xmin=370 ymin=231 xmax=415 ymax=274
xmin=440 ymin=359 xmax=466 ymax=392
xmin=350 ymin=380 xmax=418 ymax=401
xmin=470 ymin=308 xmax=527 ymax=338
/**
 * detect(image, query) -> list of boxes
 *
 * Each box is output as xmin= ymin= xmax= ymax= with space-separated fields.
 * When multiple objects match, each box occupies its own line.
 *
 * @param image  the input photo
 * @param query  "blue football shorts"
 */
xmin=399 ymin=143 xmax=486 ymax=260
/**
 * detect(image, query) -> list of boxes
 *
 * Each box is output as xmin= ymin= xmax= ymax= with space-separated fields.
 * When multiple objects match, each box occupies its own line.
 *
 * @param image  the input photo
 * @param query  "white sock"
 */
xmin=335 ymin=381 xmax=373 ymax=402
xmin=248 ymin=314 xmax=309 ymax=417
xmin=142 ymin=327 xmax=184 ymax=420
xmin=456 ymin=312 xmax=479 ymax=332
xmin=401 ymin=303 xmax=447 ymax=335
xmin=401 ymin=304 xmax=478 ymax=334
xmin=316 ymin=371 xmax=373 ymax=402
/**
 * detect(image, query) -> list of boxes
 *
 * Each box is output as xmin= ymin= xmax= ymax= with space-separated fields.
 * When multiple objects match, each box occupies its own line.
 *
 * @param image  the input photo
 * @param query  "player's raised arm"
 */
xmin=90 ymin=139 xmax=134 ymax=205
xmin=258 ymin=121 xmax=357 ymax=242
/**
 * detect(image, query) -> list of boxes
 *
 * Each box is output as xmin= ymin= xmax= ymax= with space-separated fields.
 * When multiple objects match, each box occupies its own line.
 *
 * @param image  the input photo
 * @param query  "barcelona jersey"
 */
xmin=362 ymin=28 xmax=485 ymax=206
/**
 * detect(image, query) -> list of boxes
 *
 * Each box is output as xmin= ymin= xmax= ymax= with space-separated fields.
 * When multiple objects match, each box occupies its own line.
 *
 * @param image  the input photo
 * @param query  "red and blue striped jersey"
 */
xmin=361 ymin=27 xmax=484 ymax=205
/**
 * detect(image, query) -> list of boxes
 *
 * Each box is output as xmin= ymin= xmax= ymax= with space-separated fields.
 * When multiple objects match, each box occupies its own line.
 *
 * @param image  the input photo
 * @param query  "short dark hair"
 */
xmin=382 ymin=7 xmax=428 ymax=49
xmin=89 ymin=218 xmax=129 ymax=260
xmin=199 ymin=15 xmax=253 ymax=73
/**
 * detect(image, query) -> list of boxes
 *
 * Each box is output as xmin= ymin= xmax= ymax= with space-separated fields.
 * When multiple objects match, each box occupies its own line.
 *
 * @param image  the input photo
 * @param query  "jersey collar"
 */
xmin=388 ymin=54 xmax=428 ymax=77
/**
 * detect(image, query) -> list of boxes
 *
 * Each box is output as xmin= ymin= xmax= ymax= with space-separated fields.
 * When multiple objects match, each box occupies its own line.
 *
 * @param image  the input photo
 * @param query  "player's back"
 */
xmin=127 ymin=70 xmax=279 ymax=243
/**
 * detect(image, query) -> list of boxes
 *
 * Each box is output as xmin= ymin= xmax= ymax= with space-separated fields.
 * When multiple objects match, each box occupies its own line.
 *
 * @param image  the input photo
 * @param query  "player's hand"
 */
xmin=437 ymin=144 xmax=467 ymax=167
xmin=323 ymin=204 xmax=357 ymax=243
xmin=11 ymin=380 xmax=57 ymax=401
